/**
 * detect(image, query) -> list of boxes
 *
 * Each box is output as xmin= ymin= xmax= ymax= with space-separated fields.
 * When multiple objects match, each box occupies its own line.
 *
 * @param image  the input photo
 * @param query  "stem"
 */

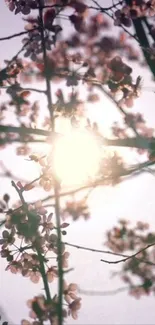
xmin=11 ymin=181 xmax=52 ymax=303
xmin=54 ymin=183 xmax=63 ymax=325
xmin=38 ymin=1 xmax=54 ymax=126
xmin=38 ymin=2 xmax=63 ymax=323
xmin=36 ymin=246 xmax=52 ymax=302
xmin=125 ymin=0 xmax=155 ymax=79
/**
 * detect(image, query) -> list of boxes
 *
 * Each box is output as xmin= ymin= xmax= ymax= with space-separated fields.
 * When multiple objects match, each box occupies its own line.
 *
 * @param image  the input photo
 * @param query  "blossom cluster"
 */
xmin=105 ymin=219 xmax=155 ymax=298
xmin=0 ymin=190 xmax=81 ymax=323
xmin=5 ymin=0 xmax=44 ymax=14
xmin=114 ymin=1 xmax=155 ymax=27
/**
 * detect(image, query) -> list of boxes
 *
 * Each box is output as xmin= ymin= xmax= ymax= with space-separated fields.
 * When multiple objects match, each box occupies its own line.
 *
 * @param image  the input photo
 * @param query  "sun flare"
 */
xmin=53 ymin=130 xmax=101 ymax=186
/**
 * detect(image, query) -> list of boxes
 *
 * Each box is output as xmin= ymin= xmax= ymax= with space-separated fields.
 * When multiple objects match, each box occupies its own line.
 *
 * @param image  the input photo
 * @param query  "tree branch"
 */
xmin=0 ymin=124 xmax=154 ymax=151
xmin=0 ymin=125 xmax=50 ymax=137
xmin=0 ymin=138 xmax=45 ymax=145
xmin=38 ymin=2 xmax=63 ymax=324
xmin=1 ymin=86 xmax=46 ymax=94
xmin=101 ymin=241 xmax=155 ymax=265
xmin=0 ymin=29 xmax=37 ymax=41
xmin=97 ymin=84 xmax=141 ymax=138
xmin=124 ymin=0 xmax=155 ymax=78
xmin=78 ymin=286 xmax=136 ymax=296
xmin=64 ymin=241 xmax=155 ymax=266
xmin=38 ymin=1 xmax=54 ymax=125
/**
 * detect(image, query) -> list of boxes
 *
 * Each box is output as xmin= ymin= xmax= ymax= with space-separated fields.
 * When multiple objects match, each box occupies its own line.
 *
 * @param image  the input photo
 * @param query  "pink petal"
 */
xmin=68 ymin=283 xmax=78 ymax=291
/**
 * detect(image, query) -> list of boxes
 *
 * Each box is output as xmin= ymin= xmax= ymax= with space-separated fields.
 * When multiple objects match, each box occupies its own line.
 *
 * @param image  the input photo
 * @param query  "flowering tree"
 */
xmin=1 ymin=0 xmax=155 ymax=324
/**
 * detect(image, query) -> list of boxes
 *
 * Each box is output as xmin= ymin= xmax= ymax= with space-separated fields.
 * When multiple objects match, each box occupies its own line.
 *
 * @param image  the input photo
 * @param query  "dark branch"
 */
xmin=101 ymin=241 xmax=155 ymax=265
xmin=78 ymin=286 xmax=135 ymax=296
xmin=0 ymin=125 xmax=50 ymax=137
xmin=64 ymin=241 xmax=155 ymax=266
xmin=1 ymin=86 xmax=46 ymax=94
xmin=0 ymin=28 xmax=38 ymax=41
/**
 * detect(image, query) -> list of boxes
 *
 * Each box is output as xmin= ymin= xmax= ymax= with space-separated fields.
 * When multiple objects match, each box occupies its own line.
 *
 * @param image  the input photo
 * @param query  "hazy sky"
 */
xmin=1 ymin=1 xmax=155 ymax=325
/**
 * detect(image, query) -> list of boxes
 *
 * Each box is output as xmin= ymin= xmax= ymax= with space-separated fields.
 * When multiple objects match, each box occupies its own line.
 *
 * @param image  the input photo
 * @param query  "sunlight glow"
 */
xmin=53 ymin=131 xmax=101 ymax=186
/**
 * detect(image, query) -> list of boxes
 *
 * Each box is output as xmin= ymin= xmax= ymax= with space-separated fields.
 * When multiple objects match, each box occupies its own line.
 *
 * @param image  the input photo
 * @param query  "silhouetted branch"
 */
xmin=92 ymin=0 xmax=139 ymax=42
xmin=1 ymin=86 xmax=46 ymax=94
xmin=64 ymin=241 xmax=155 ymax=266
xmin=0 ymin=138 xmax=45 ymax=145
xmin=38 ymin=0 xmax=54 ymax=125
xmin=0 ymin=28 xmax=38 ymax=41
xmin=97 ymin=84 xmax=141 ymax=138
xmin=0 ymin=125 xmax=50 ymax=137
xmin=124 ymin=0 xmax=155 ymax=78
xmin=0 ymin=124 xmax=154 ymax=150
xmin=38 ymin=1 xmax=63 ymax=323
xmin=78 ymin=286 xmax=129 ymax=296
xmin=42 ymin=1 xmax=123 ymax=11
xmin=101 ymin=241 xmax=155 ymax=265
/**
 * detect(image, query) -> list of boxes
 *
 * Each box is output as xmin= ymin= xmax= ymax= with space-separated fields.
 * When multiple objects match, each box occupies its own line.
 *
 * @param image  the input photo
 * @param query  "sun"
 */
xmin=52 ymin=130 xmax=101 ymax=186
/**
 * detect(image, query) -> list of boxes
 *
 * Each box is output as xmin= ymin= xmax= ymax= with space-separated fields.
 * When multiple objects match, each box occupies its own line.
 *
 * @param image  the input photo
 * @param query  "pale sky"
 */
xmin=1 ymin=1 xmax=155 ymax=324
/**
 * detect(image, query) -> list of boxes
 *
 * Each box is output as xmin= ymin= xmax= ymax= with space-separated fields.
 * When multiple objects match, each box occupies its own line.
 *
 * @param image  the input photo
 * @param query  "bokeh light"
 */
xmin=53 ymin=130 xmax=101 ymax=186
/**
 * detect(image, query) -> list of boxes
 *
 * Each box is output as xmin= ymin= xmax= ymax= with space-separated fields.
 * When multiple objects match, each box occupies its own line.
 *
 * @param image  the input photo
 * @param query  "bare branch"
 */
xmin=38 ymin=1 xmax=54 ymax=125
xmin=78 ymin=285 xmax=150 ymax=296
xmin=0 ymin=124 xmax=154 ymax=151
xmin=1 ymin=86 xmax=46 ymax=94
xmin=78 ymin=286 xmax=129 ymax=296
xmin=97 ymin=84 xmax=141 ymax=138
xmin=64 ymin=241 xmax=155 ymax=266
xmin=0 ymin=28 xmax=38 ymax=41
xmin=38 ymin=1 xmax=63 ymax=323
xmin=101 ymin=241 xmax=155 ymax=265
xmin=89 ymin=1 xmax=124 ymax=11
xmin=0 ymin=125 xmax=50 ymax=137
xmin=0 ymin=138 xmax=45 ymax=145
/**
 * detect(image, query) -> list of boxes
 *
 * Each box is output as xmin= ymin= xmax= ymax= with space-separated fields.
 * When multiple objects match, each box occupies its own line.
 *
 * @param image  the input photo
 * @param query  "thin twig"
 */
xmin=64 ymin=241 xmax=155 ymax=266
xmin=79 ymin=286 xmax=132 ymax=296
xmin=0 ymin=29 xmax=37 ymax=41
xmin=97 ymin=84 xmax=141 ymax=138
xmin=38 ymin=1 xmax=54 ymax=125
xmin=101 ymin=241 xmax=155 ymax=264
xmin=54 ymin=183 xmax=63 ymax=325
xmin=42 ymin=1 xmax=123 ymax=11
